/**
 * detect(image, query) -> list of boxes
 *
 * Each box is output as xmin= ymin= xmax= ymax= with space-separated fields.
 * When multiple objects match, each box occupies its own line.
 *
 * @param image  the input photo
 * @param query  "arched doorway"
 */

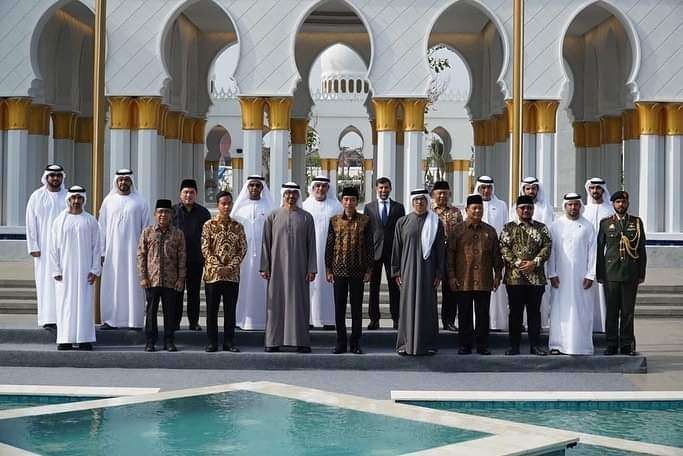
xmin=336 ymin=126 xmax=365 ymax=202
xmin=204 ymin=125 xmax=231 ymax=202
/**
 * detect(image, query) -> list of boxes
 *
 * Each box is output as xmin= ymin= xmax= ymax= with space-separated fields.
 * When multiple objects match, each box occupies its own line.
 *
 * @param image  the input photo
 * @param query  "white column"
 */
xmin=109 ymin=129 xmax=131 ymax=178
xmin=269 ymin=129 xmax=289 ymax=191
xmin=243 ymin=130 xmax=262 ymax=177
xmin=601 ymin=143 xmax=622 ymax=195
xmin=28 ymin=133 xmax=49 ymax=189
xmin=328 ymin=161 xmax=338 ymax=197
xmin=585 ymin=146 xmax=601 ymax=180
xmin=639 ymin=135 xmax=665 ymax=232
xmin=535 ymin=132 xmax=555 ymax=207
xmin=136 ymin=129 xmax=159 ymax=209
xmin=394 ymin=141 xmax=404 ymax=202
xmin=665 ymin=134 xmax=682 ymax=232
xmin=622 ymin=138 xmax=640 ymax=211
xmin=5 ymin=129 xmax=29 ymax=225
xmin=74 ymin=142 xmax=92 ymax=210
xmin=451 ymin=161 xmax=469 ymax=207
xmin=233 ymin=166 xmax=244 ymax=192
xmin=364 ymin=161 xmax=374 ymax=204
xmin=496 ymin=139 xmax=510 ymax=204
xmin=521 ymin=133 xmax=536 ymax=178
xmin=193 ymin=142 xmax=205 ymax=203
xmin=473 ymin=145 xmax=485 ymax=178
xmin=164 ymin=138 xmax=181 ymax=199
xmin=376 ymin=131 xmax=396 ymax=183
xmin=403 ymin=131 xmax=423 ymax=207
xmin=291 ymin=144 xmax=306 ymax=188
xmin=181 ymin=141 xmax=193 ymax=182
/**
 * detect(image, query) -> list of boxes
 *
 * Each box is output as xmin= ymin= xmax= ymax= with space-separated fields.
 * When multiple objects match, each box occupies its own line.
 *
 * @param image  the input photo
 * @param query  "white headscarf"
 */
xmin=410 ymin=189 xmax=439 ymax=260
xmin=303 ymin=175 xmax=342 ymax=214
xmin=280 ymin=182 xmax=303 ymax=208
xmin=584 ymin=177 xmax=611 ymax=205
xmin=109 ymin=169 xmax=137 ymax=196
xmin=231 ymin=175 xmax=275 ymax=217
xmin=562 ymin=192 xmax=584 ymax=214
xmin=473 ymin=175 xmax=500 ymax=203
xmin=41 ymin=164 xmax=66 ymax=190
xmin=65 ymin=185 xmax=87 ymax=207
xmin=519 ymin=176 xmax=547 ymax=202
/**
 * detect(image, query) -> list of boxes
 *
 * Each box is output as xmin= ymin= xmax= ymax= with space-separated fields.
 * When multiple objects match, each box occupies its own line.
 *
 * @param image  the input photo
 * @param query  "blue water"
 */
xmin=407 ymin=400 xmax=683 ymax=448
xmin=0 ymin=395 xmax=101 ymax=411
xmin=0 ymin=391 xmax=487 ymax=455
xmin=568 ymin=444 xmax=647 ymax=456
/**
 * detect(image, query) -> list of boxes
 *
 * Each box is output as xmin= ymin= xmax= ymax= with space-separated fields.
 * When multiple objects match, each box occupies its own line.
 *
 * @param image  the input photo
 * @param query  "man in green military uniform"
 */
xmin=596 ymin=191 xmax=646 ymax=356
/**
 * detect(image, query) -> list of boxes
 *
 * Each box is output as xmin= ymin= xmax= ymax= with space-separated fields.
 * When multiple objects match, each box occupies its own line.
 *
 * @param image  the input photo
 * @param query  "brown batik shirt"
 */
xmin=325 ymin=211 xmax=373 ymax=279
xmin=499 ymin=219 xmax=552 ymax=286
xmin=201 ymin=215 xmax=247 ymax=284
xmin=432 ymin=204 xmax=464 ymax=239
xmin=137 ymin=224 xmax=187 ymax=289
xmin=447 ymin=220 xmax=503 ymax=291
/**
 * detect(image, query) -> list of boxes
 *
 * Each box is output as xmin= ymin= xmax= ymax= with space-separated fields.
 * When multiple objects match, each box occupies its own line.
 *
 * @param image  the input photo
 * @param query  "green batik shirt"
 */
xmin=499 ymin=219 xmax=552 ymax=286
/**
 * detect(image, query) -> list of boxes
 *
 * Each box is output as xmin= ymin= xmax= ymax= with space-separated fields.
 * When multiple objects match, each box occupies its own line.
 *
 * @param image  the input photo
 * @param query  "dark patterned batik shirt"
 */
xmin=499 ymin=219 xmax=552 ymax=286
xmin=201 ymin=215 xmax=247 ymax=284
xmin=325 ymin=211 xmax=373 ymax=279
xmin=433 ymin=204 xmax=464 ymax=239
xmin=137 ymin=224 xmax=186 ymax=289
xmin=447 ymin=220 xmax=503 ymax=291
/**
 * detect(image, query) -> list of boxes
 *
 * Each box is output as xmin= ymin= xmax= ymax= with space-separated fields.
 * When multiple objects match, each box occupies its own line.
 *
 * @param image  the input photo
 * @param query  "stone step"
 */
xmin=0 ymin=288 xmax=36 ymax=300
xmin=636 ymin=306 xmax=683 ymax=318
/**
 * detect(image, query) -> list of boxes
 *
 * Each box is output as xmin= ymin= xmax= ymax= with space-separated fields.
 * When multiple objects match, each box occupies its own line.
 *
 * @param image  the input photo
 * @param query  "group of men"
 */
xmin=27 ymin=163 xmax=646 ymax=358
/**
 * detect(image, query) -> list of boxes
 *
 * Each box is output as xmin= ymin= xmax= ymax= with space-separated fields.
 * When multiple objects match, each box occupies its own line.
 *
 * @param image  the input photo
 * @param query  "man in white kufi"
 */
xmin=231 ymin=175 xmax=275 ymax=330
xmin=548 ymin=193 xmax=596 ymax=355
xmin=302 ymin=176 xmax=342 ymax=328
xmin=99 ymin=169 xmax=150 ymax=329
xmin=25 ymin=164 xmax=68 ymax=328
xmin=50 ymin=186 xmax=101 ymax=350
xmin=583 ymin=177 xmax=614 ymax=332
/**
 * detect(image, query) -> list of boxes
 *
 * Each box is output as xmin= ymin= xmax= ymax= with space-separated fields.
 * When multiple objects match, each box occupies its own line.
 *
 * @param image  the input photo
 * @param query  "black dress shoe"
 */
xmin=397 ymin=349 xmax=407 ymax=356
xmin=426 ymin=349 xmax=437 ymax=356
xmin=620 ymin=347 xmax=637 ymax=356
xmin=264 ymin=346 xmax=279 ymax=352
xmin=332 ymin=346 xmax=346 ymax=354
xmin=367 ymin=320 xmax=379 ymax=330
xmin=322 ymin=325 xmax=335 ymax=330
xmin=57 ymin=343 xmax=72 ymax=351
xmin=223 ymin=343 xmax=240 ymax=353
xmin=530 ymin=346 xmax=548 ymax=356
xmin=205 ymin=344 xmax=217 ymax=353
xmin=457 ymin=347 xmax=472 ymax=355
xmin=603 ymin=347 xmax=618 ymax=356
xmin=392 ymin=320 xmax=399 ymax=330
xmin=505 ymin=348 xmax=520 ymax=356
xmin=549 ymin=349 xmax=561 ymax=355
xmin=144 ymin=344 xmax=155 ymax=352
xmin=100 ymin=323 xmax=117 ymax=330
xmin=77 ymin=343 xmax=93 ymax=351
xmin=43 ymin=323 xmax=57 ymax=330
xmin=166 ymin=342 xmax=178 ymax=352
xmin=444 ymin=323 xmax=457 ymax=332
xmin=476 ymin=348 xmax=491 ymax=355
xmin=189 ymin=324 xmax=202 ymax=331
xmin=296 ymin=346 xmax=311 ymax=353
xmin=351 ymin=346 xmax=363 ymax=355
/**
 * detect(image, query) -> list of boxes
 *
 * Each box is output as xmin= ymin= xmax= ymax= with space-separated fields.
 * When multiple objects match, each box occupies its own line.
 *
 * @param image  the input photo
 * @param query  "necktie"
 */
xmin=381 ymin=200 xmax=388 ymax=225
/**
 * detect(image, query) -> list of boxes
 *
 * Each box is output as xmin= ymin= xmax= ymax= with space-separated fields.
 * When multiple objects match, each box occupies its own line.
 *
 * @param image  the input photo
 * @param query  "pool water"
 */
xmin=407 ymin=400 xmax=683 ymax=449
xmin=0 ymin=395 xmax=101 ymax=411
xmin=568 ymin=444 xmax=646 ymax=456
xmin=0 ymin=391 xmax=488 ymax=455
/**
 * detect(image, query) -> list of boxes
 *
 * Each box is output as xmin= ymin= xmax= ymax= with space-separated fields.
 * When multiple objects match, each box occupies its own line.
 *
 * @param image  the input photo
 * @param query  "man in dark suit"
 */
xmin=364 ymin=177 xmax=405 ymax=329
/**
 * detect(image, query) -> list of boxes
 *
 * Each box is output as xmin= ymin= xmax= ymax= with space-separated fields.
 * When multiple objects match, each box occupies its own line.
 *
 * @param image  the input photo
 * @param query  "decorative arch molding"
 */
xmin=430 ymin=126 xmax=453 ymax=158
xmin=428 ymin=43 xmax=474 ymax=119
xmin=338 ymin=125 xmax=365 ymax=151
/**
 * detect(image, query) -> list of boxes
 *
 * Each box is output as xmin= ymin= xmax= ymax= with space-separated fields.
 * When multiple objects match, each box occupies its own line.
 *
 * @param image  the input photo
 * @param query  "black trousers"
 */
xmin=605 ymin=281 xmax=638 ymax=352
xmin=145 ymin=287 xmax=177 ymax=345
xmin=176 ymin=261 xmax=203 ymax=328
xmin=334 ymin=277 xmax=364 ymax=349
xmin=205 ymin=281 xmax=239 ymax=346
xmin=456 ymin=291 xmax=490 ymax=349
xmin=506 ymin=285 xmax=544 ymax=349
xmin=441 ymin=281 xmax=458 ymax=326
xmin=368 ymin=257 xmax=400 ymax=322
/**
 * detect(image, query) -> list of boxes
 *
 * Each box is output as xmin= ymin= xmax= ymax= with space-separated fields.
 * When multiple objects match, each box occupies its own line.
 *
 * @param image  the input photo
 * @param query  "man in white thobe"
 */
xmin=583 ymin=177 xmax=614 ymax=332
xmin=547 ymin=193 xmax=596 ymax=355
xmin=302 ymin=176 xmax=342 ymax=328
xmin=474 ymin=175 xmax=509 ymax=331
xmin=99 ymin=169 xmax=150 ymax=329
xmin=231 ymin=175 xmax=275 ymax=330
xmin=49 ymin=186 xmax=101 ymax=350
xmin=26 ymin=164 xmax=67 ymax=329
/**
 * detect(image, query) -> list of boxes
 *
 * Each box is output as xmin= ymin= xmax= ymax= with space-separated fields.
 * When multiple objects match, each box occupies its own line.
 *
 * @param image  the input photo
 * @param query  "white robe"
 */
xmin=302 ymin=197 xmax=342 ymax=326
xmin=547 ymin=216 xmax=596 ymax=355
xmin=25 ymin=186 xmax=67 ymax=326
xmin=482 ymin=196 xmax=509 ymax=331
xmin=99 ymin=192 xmax=150 ymax=328
xmin=49 ymin=211 xmax=101 ymax=344
xmin=232 ymin=199 xmax=271 ymax=330
xmin=583 ymin=200 xmax=614 ymax=332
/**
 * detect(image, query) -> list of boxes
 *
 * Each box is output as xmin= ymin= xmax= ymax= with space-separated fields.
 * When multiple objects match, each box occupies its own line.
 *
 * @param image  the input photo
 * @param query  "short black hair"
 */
xmin=216 ymin=191 xmax=232 ymax=202
xmin=375 ymin=177 xmax=392 ymax=187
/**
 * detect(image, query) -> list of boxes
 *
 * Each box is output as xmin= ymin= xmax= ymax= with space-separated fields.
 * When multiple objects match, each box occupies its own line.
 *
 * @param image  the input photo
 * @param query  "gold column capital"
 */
xmin=231 ymin=157 xmax=244 ymax=170
xmin=371 ymin=98 xmax=398 ymax=132
xmin=522 ymin=101 xmax=536 ymax=134
xmin=320 ymin=158 xmax=338 ymax=172
xmin=584 ymin=121 xmax=601 ymax=148
xmin=75 ymin=117 xmax=93 ymax=143
xmin=363 ymin=159 xmax=373 ymax=170
xmin=494 ymin=113 xmax=507 ymax=143
xmin=471 ymin=119 xmax=486 ymax=146
xmin=290 ymin=118 xmax=308 ymax=144
xmin=451 ymin=160 xmax=470 ymax=172
xmin=622 ymin=109 xmax=640 ymax=140
xmin=396 ymin=116 xmax=404 ymax=145
xmin=572 ymin=121 xmax=586 ymax=147
xmin=534 ymin=100 xmax=559 ymax=133
xmin=157 ymin=105 xmax=168 ymax=135
xmin=182 ymin=117 xmax=195 ymax=143
xmin=267 ymin=97 xmax=292 ymax=130
xmin=401 ymin=98 xmax=428 ymax=132
xmin=665 ymin=103 xmax=683 ymax=135
xmin=600 ymin=116 xmax=622 ymax=144
xmin=163 ymin=111 xmax=184 ymax=140
xmin=6 ymin=97 xmax=32 ymax=130
xmin=29 ymin=104 xmax=51 ymax=135
xmin=238 ymin=97 xmax=265 ymax=130
xmin=108 ymin=96 xmax=133 ymax=130
xmin=0 ymin=100 xmax=6 ymax=130
xmin=485 ymin=117 xmax=497 ymax=146
xmin=635 ymin=102 xmax=665 ymax=135
xmin=51 ymin=111 xmax=77 ymax=140
xmin=135 ymin=97 xmax=161 ymax=130
xmin=504 ymin=100 xmax=514 ymax=133
xmin=193 ymin=118 xmax=206 ymax=144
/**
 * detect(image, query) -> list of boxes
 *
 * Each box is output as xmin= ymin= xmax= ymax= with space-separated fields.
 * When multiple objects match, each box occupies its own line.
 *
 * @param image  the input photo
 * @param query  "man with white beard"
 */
xmin=26 ymin=164 xmax=67 ymax=329
xmin=583 ymin=177 xmax=614 ymax=332
xmin=302 ymin=176 xmax=342 ymax=329
xmin=50 ymin=186 xmax=101 ymax=351
xmin=231 ymin=175 xmax=275 ymax=330
xmin=99 ymin=169 xmax=150 ymax=329
xmin=548 ymin=193 xmax=596 ymax=355
xmin=474 ymin=176 xmax=509 ymax=331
